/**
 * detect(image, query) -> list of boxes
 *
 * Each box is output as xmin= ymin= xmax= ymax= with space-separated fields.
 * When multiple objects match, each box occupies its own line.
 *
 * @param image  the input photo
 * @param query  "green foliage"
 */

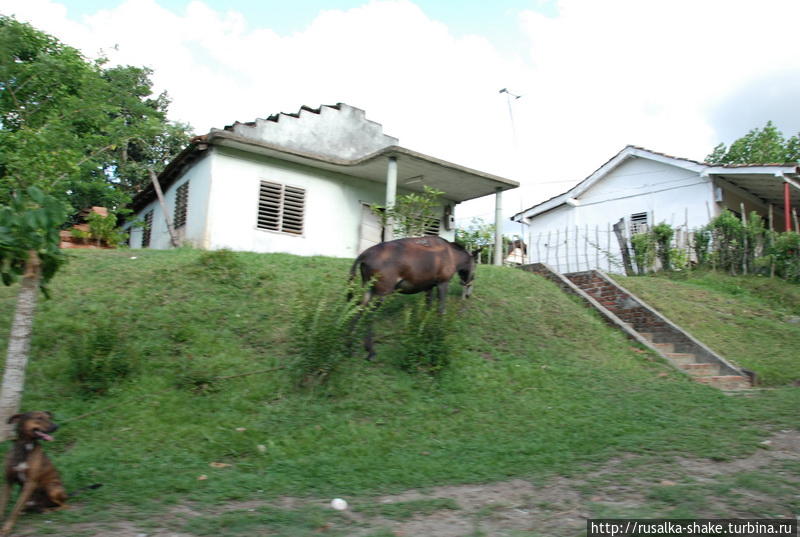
xmin=0 ymin=186 xmax=68 ymax=290
xmin=696 ymin=210 xmax=767 ymax=275
xmin=188 ymin=248 xmax=248 ymax=287
xmin=764 ymin=231 xmax=800 ymax=282
xmin=0 ymin=15 xmax=192 ymax=213
xmin=455 ymin=217 xmax=495 ymax=263
xmin=67 ymin=321 xmax=135 ymax=396
xmin=86 ymin=211 xmax=128 ymax=247
xmin=289 ymin=289 xmax=366 ymax=388
xmin=651 ymin=222 xmax=675 ymax=271
xmin=692 ymin=227 xmax=712 ymax=266
xmin=630 ymin=230 xmax=656 ymax=274
xmin=392 ymin=298 xmax=456 ymax=375
xmin=706 ymin=121 xmax=800 ymax=165
xmin=373 ymin=185 xmax=444 ymax=238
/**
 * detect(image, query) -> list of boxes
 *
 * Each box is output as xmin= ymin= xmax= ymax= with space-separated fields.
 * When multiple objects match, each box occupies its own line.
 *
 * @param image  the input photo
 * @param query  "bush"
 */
xmin=289 ymin=289 xmax=366 ymax=388
xmin=189 ymin=249 xmax=248 ymax=287
xmin=392 ymin=298 xmax=456 ymax=375
xmin=766 ymin=231 xmax=800 ymax=282
xmin=67 ymin=323 xmax=135 ymax=396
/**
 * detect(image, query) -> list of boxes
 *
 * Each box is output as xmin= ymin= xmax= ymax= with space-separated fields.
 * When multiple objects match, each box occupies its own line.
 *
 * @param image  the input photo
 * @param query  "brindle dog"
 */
xmin=0 ymin=411 xmax=67 ymax=535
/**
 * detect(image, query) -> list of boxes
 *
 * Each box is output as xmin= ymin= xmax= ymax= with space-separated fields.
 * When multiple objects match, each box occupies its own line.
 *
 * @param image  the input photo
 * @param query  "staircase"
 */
xmin=520 ymin=263 xmax=753 ymax=391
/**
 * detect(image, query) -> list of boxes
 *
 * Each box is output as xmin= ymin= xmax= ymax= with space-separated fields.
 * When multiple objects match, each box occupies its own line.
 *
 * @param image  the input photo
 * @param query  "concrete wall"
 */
xmin=200 ymin=147 xmax=453 ymax=257
xmin=224 ymin=103 xmax=398 ymax=160
xmin=126 ymin=154 xmax=213 ymax=249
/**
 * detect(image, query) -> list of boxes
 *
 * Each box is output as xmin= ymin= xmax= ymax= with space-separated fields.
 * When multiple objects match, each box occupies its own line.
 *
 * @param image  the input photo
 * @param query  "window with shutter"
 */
xmin=257 ymin=181 xmax=305 ymax=235
xmin=424 ymin=216 xmax=441 ymax=236
xmin=174 ymin=181 xmax=189 ymax=229
xmin=142 ymin=211 xmax=153 ymax=248
xmin=630 ymin=212 xmax=649 ymax=235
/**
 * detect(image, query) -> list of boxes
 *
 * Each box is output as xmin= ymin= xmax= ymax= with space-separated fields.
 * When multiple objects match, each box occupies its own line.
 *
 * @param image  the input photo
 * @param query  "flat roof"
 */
xmin=131 ymin=130 xmax=518 ymax=212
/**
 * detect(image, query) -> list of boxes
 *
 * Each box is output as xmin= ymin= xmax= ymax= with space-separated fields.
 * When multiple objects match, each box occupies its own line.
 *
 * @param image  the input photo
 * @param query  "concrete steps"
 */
xmin=520 ymin=264 xmax=753 ymax=391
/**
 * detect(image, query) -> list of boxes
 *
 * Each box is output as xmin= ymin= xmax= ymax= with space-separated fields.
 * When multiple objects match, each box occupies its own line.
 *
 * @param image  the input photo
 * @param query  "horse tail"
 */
xmin=347 ymin=256 xmax=363 ymax=302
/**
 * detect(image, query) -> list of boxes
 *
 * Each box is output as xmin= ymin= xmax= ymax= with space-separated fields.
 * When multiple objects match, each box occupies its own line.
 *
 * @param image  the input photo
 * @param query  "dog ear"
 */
xmin=45 ymin=411 xmax=54 ymax=419
xmin=7 ymin=414 xmax=22 ymax=424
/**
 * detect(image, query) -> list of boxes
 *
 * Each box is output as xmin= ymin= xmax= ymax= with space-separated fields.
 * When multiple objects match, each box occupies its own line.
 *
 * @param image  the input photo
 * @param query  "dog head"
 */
xmin=8 ymin=411 xmax=58 ymax=442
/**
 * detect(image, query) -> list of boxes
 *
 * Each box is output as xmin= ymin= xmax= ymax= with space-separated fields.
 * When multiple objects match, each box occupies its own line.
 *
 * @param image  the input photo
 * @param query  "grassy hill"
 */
xmin=616 ymin=271 xmax=800 ymax=386
xmin=0 ymin=249 xmax=797 ymax=530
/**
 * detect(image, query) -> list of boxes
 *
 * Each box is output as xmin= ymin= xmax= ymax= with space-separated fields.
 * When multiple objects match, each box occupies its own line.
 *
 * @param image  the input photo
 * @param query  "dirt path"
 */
xmin=15 ymin=430 xmax=799 ymax=537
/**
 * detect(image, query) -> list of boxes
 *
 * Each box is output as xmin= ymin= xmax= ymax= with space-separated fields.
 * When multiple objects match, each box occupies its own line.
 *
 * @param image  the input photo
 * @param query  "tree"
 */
xmin=0 ymin=16 xmax=192 ymax=215
xmin=0 ymin=187 xmax=67 ymax=440
xmin=373 ymin=185 xmax=445 ymax=239
xmin=706 ymin=121 xmax=800 ymax=165
xmin=456 ymin=218 xmax=495 ymax=263
xmin=0 ymin=16 xmax=190 ymax=437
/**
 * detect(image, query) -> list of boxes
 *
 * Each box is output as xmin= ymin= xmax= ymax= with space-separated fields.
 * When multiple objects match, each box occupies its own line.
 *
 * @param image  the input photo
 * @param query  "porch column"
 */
xmin=385 ymin=156 xmax=397 ymax=240
xmin=494 ymin=187 xmax=503 ymax=266
xmin=785 ymin=181 xmax=792 ymax=232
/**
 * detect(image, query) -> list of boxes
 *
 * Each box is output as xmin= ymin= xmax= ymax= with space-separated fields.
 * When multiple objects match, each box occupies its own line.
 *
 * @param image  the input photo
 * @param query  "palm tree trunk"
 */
xmin=0 ymin=250 xmax=41 ymax=441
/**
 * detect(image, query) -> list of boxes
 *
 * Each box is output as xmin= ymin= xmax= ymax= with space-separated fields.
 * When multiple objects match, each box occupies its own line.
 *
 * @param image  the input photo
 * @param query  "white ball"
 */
xmin=330 ymin=498 xmax=348 ymax=511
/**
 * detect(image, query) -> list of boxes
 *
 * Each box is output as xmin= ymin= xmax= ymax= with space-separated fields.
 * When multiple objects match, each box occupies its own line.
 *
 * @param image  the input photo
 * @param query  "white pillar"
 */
xmin=385 ymin=156 xmax=398 ymax=240
xmin=494 ymin=187 xmax=503 ymax=266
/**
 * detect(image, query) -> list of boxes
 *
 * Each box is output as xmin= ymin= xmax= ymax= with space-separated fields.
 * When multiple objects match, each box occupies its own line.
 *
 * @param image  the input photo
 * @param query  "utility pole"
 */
xmin=499 ymin=88 xmax=526 ymax=264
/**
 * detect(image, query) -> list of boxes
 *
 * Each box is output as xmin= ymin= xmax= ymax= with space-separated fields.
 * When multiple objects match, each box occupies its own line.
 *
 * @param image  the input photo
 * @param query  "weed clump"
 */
xmin=289 ymin=289 xmax=365 ymax=388
xmin=67 ymin=322 xmax=135 ymax=396
xmin=392 ymin=298 xmax=456 ymax=375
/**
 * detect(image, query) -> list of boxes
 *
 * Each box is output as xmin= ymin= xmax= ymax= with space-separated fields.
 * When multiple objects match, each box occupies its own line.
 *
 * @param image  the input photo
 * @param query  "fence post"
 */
xmin=612 ymin=218 xmax=634 ymax=276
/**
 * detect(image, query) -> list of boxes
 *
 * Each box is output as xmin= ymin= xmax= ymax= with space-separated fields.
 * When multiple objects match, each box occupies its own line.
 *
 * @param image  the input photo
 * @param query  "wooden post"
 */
xmin=794 ymin=208 xmax=799 ymax=232
xmin=545 ymin=231 xmax=551 ymax=265
xmin=584 ymin=224 xmax=590 ymax=271
xmin=595 ymin=225 xmax=600 ymax=270
xmin=740 ymin=202 xmax=748 ymax=275
xmin=535 ymin=233 xmax=541 ymax=265
xmin=148 ymin=169 xmax=179 ymax=248
xmin=555 ymin=229 xmax=561 ymax=272
xmin=612 ymin=218 xmax=634 ymax=276
xmin=785 ymin=182 xmax=792 ymax=232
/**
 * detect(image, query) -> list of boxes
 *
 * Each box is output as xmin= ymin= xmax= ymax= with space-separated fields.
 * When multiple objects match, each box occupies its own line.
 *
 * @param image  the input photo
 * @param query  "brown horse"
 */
xmin=349 ymin=236 xmax=476 ymax=359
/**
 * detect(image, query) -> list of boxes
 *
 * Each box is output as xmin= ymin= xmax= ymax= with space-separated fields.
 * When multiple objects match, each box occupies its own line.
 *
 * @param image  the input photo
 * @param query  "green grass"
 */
xmin=615 ymin=270 xmax=800 ymax=385
xmin=0 ymin=249 xmax=797 ymax=530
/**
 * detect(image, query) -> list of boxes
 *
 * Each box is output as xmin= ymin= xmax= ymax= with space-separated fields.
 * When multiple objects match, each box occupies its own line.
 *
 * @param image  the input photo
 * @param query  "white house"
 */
xmin=126 ymin=103 xmax=518 ymax=258
xmin=512 ymin=145 xmax=800 ymax=274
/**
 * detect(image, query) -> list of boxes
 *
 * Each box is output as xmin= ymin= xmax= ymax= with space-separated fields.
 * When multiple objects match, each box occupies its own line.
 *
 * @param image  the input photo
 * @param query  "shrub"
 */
xmin=289 ymin=289 xmax=366 ymax=388
xmin=766 ymin=231 xmax=800 ymax=282
xmin=630 ymin=232 xmax=656 ymax=274
xmin=189 ymin=249 xmax=248 ymax=287
xmin=392 ymin=298 xmax=456 ymax=375
xmin=67 ymin=323 xmax=135 ymax=396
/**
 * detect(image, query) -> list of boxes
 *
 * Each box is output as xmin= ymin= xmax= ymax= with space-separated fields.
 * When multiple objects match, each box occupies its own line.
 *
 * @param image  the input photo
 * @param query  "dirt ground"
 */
xmin=14 ymin=430 xmax=799 ymax=537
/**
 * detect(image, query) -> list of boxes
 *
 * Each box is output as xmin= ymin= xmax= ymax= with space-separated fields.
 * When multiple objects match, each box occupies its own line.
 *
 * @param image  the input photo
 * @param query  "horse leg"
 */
xmin=362 ymin=296 xmax=385 ymax=361
xmin=426 ymin=288 xmax=435 ymax=308
xmin=436 ymin=281 xmax=449 ymax=314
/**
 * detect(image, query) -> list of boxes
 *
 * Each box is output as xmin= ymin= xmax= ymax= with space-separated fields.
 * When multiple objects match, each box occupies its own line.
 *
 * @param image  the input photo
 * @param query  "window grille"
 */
xmin=630 ymin=212 xmax=649 ymax=235
xmin=142 ymin=211 xmax=153 ymax=248
xmin=257 ymin=181 xmax=305 ymax=235
xmin=174 ymin=181 xmax=189 ymax=229
xmin=424 ymin=216 xmax=441 ymax=236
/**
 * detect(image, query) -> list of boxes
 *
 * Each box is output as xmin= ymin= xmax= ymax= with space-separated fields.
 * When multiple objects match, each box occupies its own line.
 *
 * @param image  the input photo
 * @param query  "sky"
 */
xmin=3 ymin=0 xmax=800 ymax=229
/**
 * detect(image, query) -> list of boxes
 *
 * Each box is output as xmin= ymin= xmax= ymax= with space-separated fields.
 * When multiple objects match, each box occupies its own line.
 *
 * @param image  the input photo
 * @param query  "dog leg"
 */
xmin=1 ymin=480 xmax=37 ymax=536
xmin=43 ymin=483 xmax=68 ymax=512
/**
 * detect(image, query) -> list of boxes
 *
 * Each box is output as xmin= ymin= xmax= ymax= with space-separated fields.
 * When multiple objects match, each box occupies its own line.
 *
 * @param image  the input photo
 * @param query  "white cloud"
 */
xmin=4 ymin=0 xmax=800 ymax=226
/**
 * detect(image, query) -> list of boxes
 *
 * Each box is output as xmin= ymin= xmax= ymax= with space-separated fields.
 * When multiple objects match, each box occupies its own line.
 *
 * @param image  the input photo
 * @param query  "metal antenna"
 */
xmin=499 ymin=88 xmax=527 ymax=263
